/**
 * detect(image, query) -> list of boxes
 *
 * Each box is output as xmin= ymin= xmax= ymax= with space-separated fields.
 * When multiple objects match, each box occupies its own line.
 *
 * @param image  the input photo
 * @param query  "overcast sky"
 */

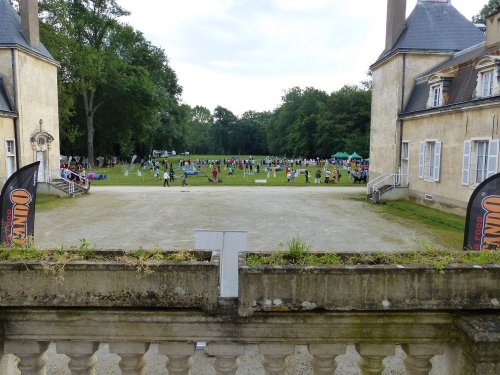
xmin=116 ymin=0 xmax=482 ymax=115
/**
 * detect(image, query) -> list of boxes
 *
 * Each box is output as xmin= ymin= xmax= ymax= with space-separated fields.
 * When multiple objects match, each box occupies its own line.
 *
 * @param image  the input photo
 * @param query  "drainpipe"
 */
xmin=397 ymin=54 xmax=407 ymax=171
xmin=11 ymin=49 xmax=20 ymax=170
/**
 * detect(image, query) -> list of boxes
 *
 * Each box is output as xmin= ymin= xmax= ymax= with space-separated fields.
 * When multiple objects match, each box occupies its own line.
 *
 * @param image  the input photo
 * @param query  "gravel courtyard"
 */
xmin=26 ymin=185 xmax=443 ymax=374
xmin=35 ymin=186 xmax=427 ymax=251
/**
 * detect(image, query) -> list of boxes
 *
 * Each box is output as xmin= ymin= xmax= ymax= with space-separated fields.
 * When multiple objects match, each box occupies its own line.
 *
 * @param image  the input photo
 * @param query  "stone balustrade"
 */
xmin=0 ymin=309 xmax=497 ymax=374
xmin=0 ymin=251 xmax=498 ymax=374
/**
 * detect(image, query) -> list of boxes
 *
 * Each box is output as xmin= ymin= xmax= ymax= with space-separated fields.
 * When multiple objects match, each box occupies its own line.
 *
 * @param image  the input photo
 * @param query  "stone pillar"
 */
xmin=308 ymin=343 xmax=347 ymax=374
xmin=206 ymin=342 xmax=245 ymax=375
xmin=4 ymin=340 xmax=50 ymax=375
xmin=108 ymin=342 xmax=150 ymax=375
xmin=56 ymin=341 xmax=100 ymax=375
xmin=355 ymin=343 xmax=395 ymax=375
xmin=401 ymin=344 xmax=445 ymax=375
xmin=259 ymin=343 xmax=295 ymax=375
xmin=158 ymin=341 xmax=196 ymax=375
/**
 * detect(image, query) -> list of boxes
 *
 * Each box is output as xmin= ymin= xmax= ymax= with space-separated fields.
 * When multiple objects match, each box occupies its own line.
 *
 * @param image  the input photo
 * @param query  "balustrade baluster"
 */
xmin=4 ymin=340 xmax=50 ymax=375
xmin=401 ymin=344 xmax=445 ymax=375
xmin=158 ymin=341 xmax=196 ymax=375
xmin=308 ymin=343 xmax=346 ymax=374
xmin=259 ymin=343 xmax=295 ymax=375
xmin=206 ymin=342 xmax=245 ymax=375
xmin=355 ymin=343 xmax=395 ymax=375
xmin=56 ymin=341 xmax=99 ymax=375
xmin=108 ymin=342 xmax=150 ymax=375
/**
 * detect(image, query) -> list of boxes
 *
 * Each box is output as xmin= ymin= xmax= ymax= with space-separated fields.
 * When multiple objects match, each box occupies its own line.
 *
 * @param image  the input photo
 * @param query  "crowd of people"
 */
xmin=59 ymin=161 xmax=87 ymax=184
xmin=60 ymin=154 xmax=369 ymax=186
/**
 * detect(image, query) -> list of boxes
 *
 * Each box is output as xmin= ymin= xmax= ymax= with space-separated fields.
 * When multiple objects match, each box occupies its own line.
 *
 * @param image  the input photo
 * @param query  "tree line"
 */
xmin=11 ymin=0 xmax=372 ymax=164
xmin=182 ymin=84 xmax=371 ymax=159
xmin=12 ymin=0 xmax=492 ymax=165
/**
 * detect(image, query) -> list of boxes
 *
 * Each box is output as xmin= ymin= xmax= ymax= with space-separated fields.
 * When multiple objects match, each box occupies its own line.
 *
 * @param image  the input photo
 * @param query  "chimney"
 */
xmin=385 ymin=0 xmax=407 ymax=52
xmin=20 ymin=0 xmax=40 ymax=49
xmin=486 ymin=8 xmax=500 ymax=48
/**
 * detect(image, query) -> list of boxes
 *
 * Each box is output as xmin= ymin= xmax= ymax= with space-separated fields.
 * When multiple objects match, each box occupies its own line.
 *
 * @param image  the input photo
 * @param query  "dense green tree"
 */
xmin=267 ymin=87 xmax=328 ymax=157
xmin=184 ymin=105 xmax=213 ymax=154
xmin=473 ymin=0 xmax=500 ymax=23
xmin=40 ymin=0 xmax=130 ymax=166
xmin=238 ymin=111 xmax=272 ymax=155
xmin=316 ymin=85 xmax=371 ymax=158
xmin=212 ymin=106 xmax=238 ymax=154
xmin=39 ymin=0 xmax=182 ymax=161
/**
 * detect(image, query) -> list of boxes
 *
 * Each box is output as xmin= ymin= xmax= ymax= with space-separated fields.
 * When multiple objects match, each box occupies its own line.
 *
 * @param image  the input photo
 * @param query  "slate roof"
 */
xmin=402 ymin=43 xmax=500 ymax=115
xmin=373 ymin=1 xmax=485 ymax=67
xmin=0 ymin=77 xmax=15 ymax=115
xmin=0 ymin=0 xmax=56 ymax=62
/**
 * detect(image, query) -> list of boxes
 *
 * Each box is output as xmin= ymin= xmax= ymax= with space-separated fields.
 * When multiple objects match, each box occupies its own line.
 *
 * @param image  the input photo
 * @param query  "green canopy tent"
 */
xmin=331 ymin=152 xmax=344 ymax=158
xmin=339 ymin=152 xmax=350 ymax=158
xmin=350 ymin=152 xmax=362 ymax=159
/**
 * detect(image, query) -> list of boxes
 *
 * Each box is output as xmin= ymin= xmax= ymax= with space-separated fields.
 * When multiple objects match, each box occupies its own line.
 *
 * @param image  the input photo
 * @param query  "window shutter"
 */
xmin=419 ymin=142 xmax=425 ymax=179
xmin=462 ymin=141 xmax=471 ymax=186
xmin=487 ymin=139 xmax=499 ymax=178
xmin=433 ymin=141 xmax=441 ymax=182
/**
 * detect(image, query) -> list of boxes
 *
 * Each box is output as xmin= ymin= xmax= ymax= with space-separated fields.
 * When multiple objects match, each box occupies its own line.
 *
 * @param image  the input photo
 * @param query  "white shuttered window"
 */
xmin=462 ymin=141 xmax=471 ymax=186
xmin=487 ymin=139 xmax=499 ymax=179
xmin=419 ymin=142 xmax=425 ymax=179
xmin=419 ymin=141 xmax=441 ymax=182
xmin=463 ymin=139 xmax=500 ymax=187
xmin=433 ymin=141 xmax=442 ymax=182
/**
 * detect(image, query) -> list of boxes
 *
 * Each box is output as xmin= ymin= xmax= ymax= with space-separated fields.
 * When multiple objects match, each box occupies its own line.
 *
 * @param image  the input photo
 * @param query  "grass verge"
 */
xmin=246 ymin=238 xmax=500 ymax=269
xmin=36 ymin=194 xmax=78 ymax=211
xmin=354 ymin=197 xmax=466 ymax=249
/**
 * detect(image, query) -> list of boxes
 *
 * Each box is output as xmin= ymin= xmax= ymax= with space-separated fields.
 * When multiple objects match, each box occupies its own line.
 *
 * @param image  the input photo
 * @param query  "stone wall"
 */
xmin=403 ymin=102 xmax=500 ymax=209
xmin=370 ymin=53 xmax=450 ymax=180
xmin=0 ymin=253 xmax=498 ymax=374
xmin=14 ymin=49 xmax=60 ymax=179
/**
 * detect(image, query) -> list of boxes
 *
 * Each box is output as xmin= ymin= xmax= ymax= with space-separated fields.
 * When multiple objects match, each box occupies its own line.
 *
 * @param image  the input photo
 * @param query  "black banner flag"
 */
xmin=0 ymin=162 xmax=40 ymax=247
xmin=464 ymin=172 xmax=500 ymax=250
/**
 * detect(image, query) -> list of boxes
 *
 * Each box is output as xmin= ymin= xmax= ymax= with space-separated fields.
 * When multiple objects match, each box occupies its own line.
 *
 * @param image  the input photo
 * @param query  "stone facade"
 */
xmin=402 ymin=103 xmax=500 ymax=211
xmin=370 ymin=53 xmax=450 ymax=180
xmin=0 ymin=0 xmax=60 ymax=186
xmin=369 ymin=0 xmax=491 ymax=213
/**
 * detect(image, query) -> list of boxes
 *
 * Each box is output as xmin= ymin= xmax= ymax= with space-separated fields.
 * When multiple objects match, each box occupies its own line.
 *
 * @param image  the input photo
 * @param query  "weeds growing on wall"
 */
xmin=246 ymin=238 xmax=500 ymax=269
xmin=0 ymin=240 xmax=204 ymax=281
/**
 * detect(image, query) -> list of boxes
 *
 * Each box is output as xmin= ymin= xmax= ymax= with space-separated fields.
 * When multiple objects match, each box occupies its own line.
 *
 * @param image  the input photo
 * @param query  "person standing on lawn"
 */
xmin=163 ymin=170 xmax=170 ymax=187
xmin=305 ymin=169 xmax=310 ymax=183
xmin=325 ymin=169 xmax=331 ymax=184
xmin=169 ymin=166 xmax=175 ymax=183
xmin=315 ymin=169 xmax=321 ymax=184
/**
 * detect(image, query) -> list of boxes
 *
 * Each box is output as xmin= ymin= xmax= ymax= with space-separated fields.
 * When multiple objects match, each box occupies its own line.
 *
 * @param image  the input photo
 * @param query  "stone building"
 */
xmin=368 ymin=0 xmax=500 ymax=214
xmin=0 ymin=0 xmax=60 ymax=187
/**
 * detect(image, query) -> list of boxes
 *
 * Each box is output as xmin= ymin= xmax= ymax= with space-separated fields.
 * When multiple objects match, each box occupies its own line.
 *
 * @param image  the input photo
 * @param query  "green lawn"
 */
xmin=86 ymin=155 xmax=363 ymax=187
xmin=36 ymin=194 xmax=77 ymax=211
xmin=369 ymin=199 xmax=466 ymax=249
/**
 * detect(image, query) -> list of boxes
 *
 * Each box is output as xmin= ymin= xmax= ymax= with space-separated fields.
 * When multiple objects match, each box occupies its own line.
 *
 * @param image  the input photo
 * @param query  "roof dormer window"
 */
xmin=474 ymin=56 xmax=500 ymax=99
xmin=426 ymin=74 xmax=452 ymax=108
xmin=482 ymin=70 xmax=494 ymax=97
xmin=432 ymin=85 xmax=441 ymax=107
